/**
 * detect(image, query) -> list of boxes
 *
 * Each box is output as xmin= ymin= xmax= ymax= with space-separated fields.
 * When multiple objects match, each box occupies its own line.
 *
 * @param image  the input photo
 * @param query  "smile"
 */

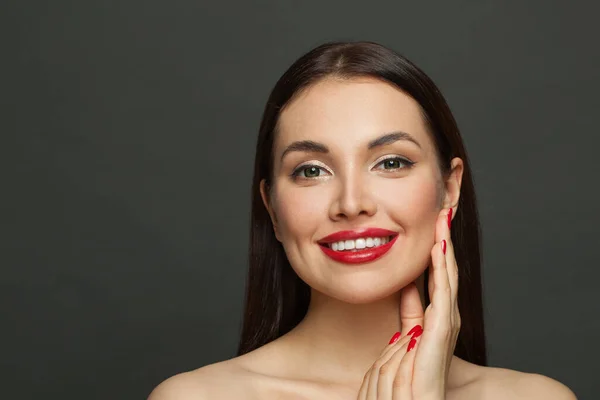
xmin=317 ymin=228 xmax=399 ymax=264
xmin=327 ymin=236 xmax=394 ymax=251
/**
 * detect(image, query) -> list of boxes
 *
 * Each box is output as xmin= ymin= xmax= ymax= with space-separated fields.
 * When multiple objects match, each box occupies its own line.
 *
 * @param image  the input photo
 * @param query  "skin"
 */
xmin=148 ymin=78 xmax=577 ymax=400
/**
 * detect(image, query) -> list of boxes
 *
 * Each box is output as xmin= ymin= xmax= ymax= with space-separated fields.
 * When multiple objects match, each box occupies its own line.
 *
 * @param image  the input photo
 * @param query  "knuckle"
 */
xmin=393 ymin=376 xmax=404 ymax=388
xmin=378 ymin=362 xmax=392 ymax=376
xmin=393 ymin=369 xmax=409 ymax=389
xmin=373 ymin=360 xmax=386 ymax=371
xmin=361 ymin=371 xmax=370 ymax=385
xmin=392 ymin=360 xmax=409 ymax=388
xmin=455 ymin=316 xmax=462 ymax=330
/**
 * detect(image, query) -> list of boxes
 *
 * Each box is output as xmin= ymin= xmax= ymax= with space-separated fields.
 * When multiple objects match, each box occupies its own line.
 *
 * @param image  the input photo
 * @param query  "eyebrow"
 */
xmin=280 ymin=131 xmax=422 ymax=161
xmin=368 ymin=131 xmax=422 ymax=150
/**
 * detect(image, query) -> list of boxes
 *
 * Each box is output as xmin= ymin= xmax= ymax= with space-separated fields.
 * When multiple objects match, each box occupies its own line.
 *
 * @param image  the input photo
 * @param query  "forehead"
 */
xmin=276 ymin=77 xmax=433 ymax=152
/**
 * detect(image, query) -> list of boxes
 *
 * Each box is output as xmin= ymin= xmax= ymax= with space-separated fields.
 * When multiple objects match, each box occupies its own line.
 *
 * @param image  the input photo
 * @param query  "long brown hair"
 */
xmin=237 ymin=41 xmax=487 ymax=366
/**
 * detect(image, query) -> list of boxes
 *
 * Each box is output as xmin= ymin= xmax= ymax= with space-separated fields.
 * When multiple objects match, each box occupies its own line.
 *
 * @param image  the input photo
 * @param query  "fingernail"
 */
xmin=407 ymin=325 xmax=422 ymax=336
xmin=447 ymin=208 xmax=453 ymax=229
xmin=410 ymin=327 xmax=423 ymax=339
xmin=407 ymin=338 xmax=417 ymax=352
xmin=442 ymin=239 xmax=447 ymax=255
xmin=389 ymin=331 xmax=401 ymax=344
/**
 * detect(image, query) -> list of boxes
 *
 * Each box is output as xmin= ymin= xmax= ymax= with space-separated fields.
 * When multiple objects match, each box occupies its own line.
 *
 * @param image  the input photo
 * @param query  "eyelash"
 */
xmin=290 ymin=156 xmax=415 ymax=180
xmin=373 ymin=156 xmax=415 ymax=171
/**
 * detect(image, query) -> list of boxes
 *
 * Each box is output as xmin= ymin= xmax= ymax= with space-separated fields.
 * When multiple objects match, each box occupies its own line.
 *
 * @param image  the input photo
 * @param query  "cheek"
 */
xmin=273 ymin=186 xmax=328 ymax=240
xmin=377 ymin=173 xmax=440 ymax=232
xmin=374 ymin=173 xmax=441 ymax=284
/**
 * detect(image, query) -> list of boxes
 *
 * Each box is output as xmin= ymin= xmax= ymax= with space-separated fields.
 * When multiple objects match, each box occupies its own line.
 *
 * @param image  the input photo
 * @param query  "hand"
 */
xmin=357 ymin=208 xmax=460 ymax=400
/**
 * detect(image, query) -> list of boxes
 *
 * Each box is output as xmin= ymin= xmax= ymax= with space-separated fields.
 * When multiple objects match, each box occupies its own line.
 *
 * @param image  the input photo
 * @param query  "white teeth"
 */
xmin=328 ymin=236 xmax=393 ymax=252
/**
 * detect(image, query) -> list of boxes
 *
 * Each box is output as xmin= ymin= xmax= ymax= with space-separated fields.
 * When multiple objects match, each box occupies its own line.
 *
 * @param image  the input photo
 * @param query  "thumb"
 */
xmin=400 ymin=282 xmax=425 ymax=338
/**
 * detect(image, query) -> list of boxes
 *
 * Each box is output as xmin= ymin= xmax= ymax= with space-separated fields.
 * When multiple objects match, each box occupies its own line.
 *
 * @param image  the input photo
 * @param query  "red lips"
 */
xmin=317 ymin=228 xmax=399 ymax=264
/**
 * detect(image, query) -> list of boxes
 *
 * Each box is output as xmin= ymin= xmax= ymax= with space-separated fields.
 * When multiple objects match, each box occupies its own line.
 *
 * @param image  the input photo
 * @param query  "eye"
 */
xmin=373 ymin=156 xmax=415 ymax=171
xmin=291 ymin=164 xmax=330 ymax=179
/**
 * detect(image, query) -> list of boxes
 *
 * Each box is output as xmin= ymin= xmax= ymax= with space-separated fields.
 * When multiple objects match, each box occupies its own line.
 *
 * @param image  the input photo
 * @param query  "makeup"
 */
xmin=317 ymin=228 xmax=399 ymax=264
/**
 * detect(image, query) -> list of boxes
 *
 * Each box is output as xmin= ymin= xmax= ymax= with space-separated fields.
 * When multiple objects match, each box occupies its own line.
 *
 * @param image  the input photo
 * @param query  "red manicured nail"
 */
xmin=407 ymin=338 xmax=417 ymax=352
xmin=447 ymin=208 xmax=453 ymax=229
xmin=389 ymin=332 xmax=401 ymax=344
xmin=410 ymin=327 xmax=423 ymax=339
xmin=442 ymin=239 xmax=447 ymax=255
xmin=407 ymin=325 xmax=422 ymax=336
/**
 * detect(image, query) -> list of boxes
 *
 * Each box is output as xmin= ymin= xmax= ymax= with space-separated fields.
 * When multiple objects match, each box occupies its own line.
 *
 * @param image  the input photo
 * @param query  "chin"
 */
xmin=310 ymin=274 xmax=414 ymax=305
xmin=289 ymin=251 xmax=429 ymax=304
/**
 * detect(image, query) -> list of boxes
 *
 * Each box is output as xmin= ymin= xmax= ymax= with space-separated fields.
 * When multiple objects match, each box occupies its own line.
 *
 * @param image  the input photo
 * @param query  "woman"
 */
xmin=149 ymin=41 xmax=576 ymax=399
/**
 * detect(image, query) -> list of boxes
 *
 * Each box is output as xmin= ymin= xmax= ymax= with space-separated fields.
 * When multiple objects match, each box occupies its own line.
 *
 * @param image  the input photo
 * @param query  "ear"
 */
xmin=260 ymin=179 xmax=281 ymax=242
xmin=442 ymin=157 xmax=464 ymax=217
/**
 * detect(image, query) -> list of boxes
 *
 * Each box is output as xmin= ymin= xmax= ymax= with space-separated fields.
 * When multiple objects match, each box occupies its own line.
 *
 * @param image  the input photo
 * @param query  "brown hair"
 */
xmin=237 ymin=41 xmax=487 ymax=366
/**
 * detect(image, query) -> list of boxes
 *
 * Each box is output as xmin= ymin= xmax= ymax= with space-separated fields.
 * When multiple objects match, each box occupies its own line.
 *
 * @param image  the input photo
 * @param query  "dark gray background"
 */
xmin=3 ymin=1 xmax=599 ymax=399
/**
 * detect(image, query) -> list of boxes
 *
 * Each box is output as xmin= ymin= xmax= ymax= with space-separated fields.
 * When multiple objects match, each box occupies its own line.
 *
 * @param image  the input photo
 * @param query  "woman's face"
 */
xmin=262 ymin=77 xmax=460 ymax=304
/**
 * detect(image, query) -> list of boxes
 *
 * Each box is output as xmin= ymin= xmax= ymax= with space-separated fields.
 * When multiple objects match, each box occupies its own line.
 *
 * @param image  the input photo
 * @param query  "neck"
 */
xmin=282 ymin=273 xmax=427 ymax=386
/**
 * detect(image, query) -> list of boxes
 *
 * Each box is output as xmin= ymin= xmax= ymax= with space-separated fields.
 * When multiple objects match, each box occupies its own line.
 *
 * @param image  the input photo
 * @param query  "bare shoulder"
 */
xmin=147 ymin=359 xmax=254 ymax=400
xmin=479 ymin=366 xmax=577 ymax=400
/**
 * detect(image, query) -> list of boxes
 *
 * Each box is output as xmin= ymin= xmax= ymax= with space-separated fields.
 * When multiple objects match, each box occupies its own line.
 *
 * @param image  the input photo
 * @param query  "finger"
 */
xmin=436 ymin=208 xmax=458 ymax=304
xmin=427 ymin=240 xmax=451 ymax=332
xmin=399 ymin=283 xmax=424 ymax=338
xmin=414 ymin=241 xmax=451 ymax=385
xmin=425 ymin=242 xmax=451 ymax=355
xmin=444 ymin=236 xmax=458 ymax=305
xmin=379 ymin=332 xmax=414 ymax=361
xmin=434 ymin=209 xmax=460 ymax=340
xmin=392 ymin=336 xmax=419 ymax=400
xmin=443 ymin=208 xmax=461 ymax=341
xmin=357 ymin=369 xmax=369 ymax=400
xmin=366 ymin=334 xmax=413 ymax=399
xmin=376 ymin=337 xmax=414 ymax=399
xmin=358 ymin=332 xmax=411 ymax=399
xmin=435 ymin=207 xmax=452 ymax=243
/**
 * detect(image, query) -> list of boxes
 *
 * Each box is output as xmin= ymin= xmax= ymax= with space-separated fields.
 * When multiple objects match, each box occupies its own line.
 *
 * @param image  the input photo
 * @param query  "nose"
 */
xmin=328 ymin=173 xmax=378 ymax=221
